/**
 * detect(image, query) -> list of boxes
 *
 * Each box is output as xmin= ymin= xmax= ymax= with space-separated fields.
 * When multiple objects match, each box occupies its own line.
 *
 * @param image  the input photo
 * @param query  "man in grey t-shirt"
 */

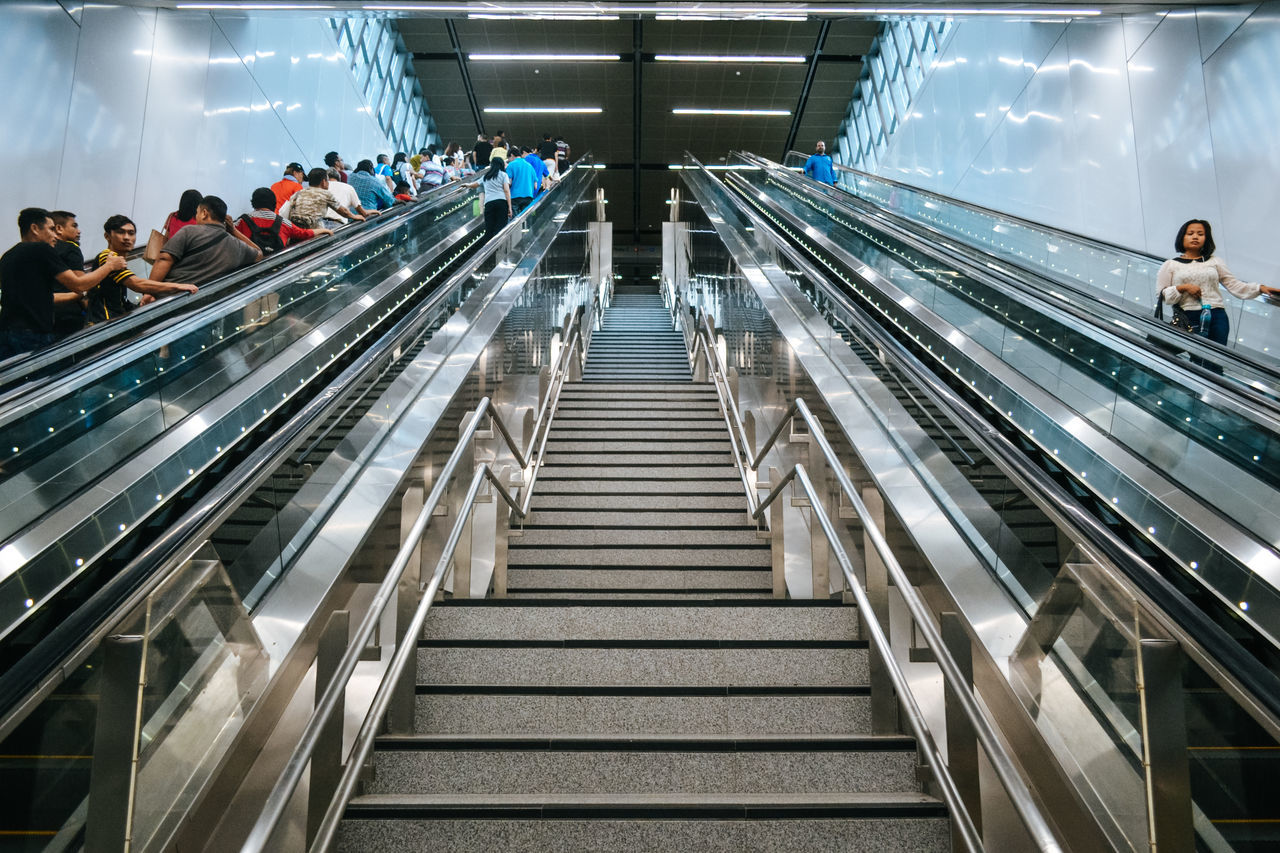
xmin=151 ymin=195 xmax=262 ymax=286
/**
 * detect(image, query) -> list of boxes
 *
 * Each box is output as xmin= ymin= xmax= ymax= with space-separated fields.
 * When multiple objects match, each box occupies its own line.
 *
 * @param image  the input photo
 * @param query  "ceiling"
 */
xmin=394 ymin=17 xmax=880 ymax=246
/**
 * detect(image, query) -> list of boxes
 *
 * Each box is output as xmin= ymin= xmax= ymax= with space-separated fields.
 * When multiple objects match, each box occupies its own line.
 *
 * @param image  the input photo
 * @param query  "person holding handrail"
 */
xmin=1157 ymin=219 xmax=1278 ymax=346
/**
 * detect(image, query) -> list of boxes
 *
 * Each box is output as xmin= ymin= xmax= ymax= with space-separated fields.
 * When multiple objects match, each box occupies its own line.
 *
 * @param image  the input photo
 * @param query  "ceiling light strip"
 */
xmin=470 ymin=53 xmax=621 ymax=61
xmin=655 ymin=54 xmax=805 ymax=63
xmin=672 ymin=108 xmax=791 ymax=116
xmin=353 ymin=4 xmax=1102 ymax=17
xmin=483 ymin=106 xmax=604 ymax=113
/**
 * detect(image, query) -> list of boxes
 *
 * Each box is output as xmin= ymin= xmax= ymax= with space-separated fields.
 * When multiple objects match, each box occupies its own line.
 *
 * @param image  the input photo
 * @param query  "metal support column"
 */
xmin=308 ymin=611 xmax=350 ymax=845
xmin=85 ymin=634 xmax=145 ymax=853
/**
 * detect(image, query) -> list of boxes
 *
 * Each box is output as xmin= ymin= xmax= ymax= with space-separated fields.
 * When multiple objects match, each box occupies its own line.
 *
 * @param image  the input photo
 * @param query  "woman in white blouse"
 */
xmin=1158 ymin=219 xmax=1278 ymax=345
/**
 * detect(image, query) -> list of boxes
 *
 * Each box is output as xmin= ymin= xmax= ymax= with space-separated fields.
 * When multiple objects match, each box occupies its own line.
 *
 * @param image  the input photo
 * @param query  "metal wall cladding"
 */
xmin=877 ymin=6 xmax=1280 ymax=288
xmin=0 ymin=4 xmax=393 ymax=253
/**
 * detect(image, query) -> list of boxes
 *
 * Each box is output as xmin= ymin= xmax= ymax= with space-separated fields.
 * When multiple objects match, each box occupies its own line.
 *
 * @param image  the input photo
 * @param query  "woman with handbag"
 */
xmin=1157 ymin=219 xmax=1279 ymax=345
xmin=144 ymin=189 xmax=202 ymax=264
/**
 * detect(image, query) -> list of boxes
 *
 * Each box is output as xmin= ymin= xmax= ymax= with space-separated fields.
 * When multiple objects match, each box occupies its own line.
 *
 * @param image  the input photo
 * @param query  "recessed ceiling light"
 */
xmin=672 ymin=108 xmax=791 ymax=116
xmin=483 ymin=107 xmax=604 ymax=113
xmin=467 ymin=12 xmax=620 ymax=19
xmin=470 ymin=53 xmax=621 ymax=61
xmin=655 ymin=54 xmax=806 ymax=63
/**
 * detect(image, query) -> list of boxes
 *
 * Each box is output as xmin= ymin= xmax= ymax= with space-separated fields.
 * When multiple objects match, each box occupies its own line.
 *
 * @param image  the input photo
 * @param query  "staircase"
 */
xmin=336 ymin=285 xmax=950 ymax=851
xmin=582 ymin=288 xmax=691 ymax=382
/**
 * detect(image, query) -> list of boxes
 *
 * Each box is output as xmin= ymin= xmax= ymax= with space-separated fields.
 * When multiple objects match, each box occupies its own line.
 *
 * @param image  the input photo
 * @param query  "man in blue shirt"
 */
xmin=804 ymin=141 xmax=837 ymax=186
xmin=506 ymin=147 xmax=538 ymax=214
xmin=524 ymin=148 xmax=550 ymax=199
xmin=350 ymin=159 xmax=396 ymax=211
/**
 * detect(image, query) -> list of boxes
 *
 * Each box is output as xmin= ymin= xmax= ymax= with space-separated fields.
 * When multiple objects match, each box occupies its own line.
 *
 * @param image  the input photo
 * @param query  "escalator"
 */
xmin=0 ymin=165 xmax=603 ymax=851
xmin=677 ymin=158 xmax=1280 ymax=851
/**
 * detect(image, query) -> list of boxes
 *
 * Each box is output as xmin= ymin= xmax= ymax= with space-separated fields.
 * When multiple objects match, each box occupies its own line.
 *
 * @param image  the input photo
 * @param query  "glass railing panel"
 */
xmin=0 ymin=195 xmax=481 ymax=647
xmin=731 ymin=169 xmax=1280 ymax=551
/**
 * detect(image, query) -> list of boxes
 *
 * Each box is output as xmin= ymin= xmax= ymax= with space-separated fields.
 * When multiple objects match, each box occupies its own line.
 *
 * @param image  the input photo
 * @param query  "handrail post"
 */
xmin=941 ymin=611 xmax=982 ymax=843
xmin=861 ymin=484 xmax=898 ymax=735
xmin=308 ymin=610 xmax=350 ymax=847
xmin=388 ymin=479 xmax=427 ymax=733
xmin=767 ymin=466 xmax=786 ymax=598
xmin=1138 ymin=638 xmax=1194 ymax=853
xmin=85 ymin=634 xmax=144 ymax=853
xmin=493 ymin=465 xmax=512 ymax=598
xmin=449 ymin=413 xmax=478 ymax=598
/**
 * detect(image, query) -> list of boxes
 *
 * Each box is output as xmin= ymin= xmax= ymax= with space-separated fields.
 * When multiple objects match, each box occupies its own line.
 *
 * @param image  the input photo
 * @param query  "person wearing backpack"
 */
xmin=236 ymin=187 xmax=330 ymax=255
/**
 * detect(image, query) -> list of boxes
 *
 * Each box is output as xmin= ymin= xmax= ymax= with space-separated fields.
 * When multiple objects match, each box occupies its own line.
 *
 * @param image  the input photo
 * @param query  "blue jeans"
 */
xmin=1187 ymin=306 xmax=1229 ymax=345
xmin=0 ymin=328 xmax=56 ymax=359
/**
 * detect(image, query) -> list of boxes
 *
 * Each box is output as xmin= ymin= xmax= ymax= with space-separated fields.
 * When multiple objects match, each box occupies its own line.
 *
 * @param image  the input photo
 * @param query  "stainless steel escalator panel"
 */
xmin=0 ymin=198 xmax=484 ymax=643
xmin=724 ymin=168 xmax=1280 ymax=651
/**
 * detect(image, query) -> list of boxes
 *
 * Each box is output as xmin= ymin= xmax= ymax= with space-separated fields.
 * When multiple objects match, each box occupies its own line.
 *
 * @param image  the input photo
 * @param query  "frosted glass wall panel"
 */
xmin=874 ymin=3 xmax=1280 ymax=286
xmin=0 ymin=3 xmax=395 ymax=255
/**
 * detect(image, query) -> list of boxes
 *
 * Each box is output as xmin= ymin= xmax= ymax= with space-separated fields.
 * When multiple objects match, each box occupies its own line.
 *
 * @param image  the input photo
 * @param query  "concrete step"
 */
xmin=413 ymin=690 xmax=872 ymax=736
xmin=364 ymin=735 xmax=917 ymax=796
xmin=542 ymin=452 xmax=734 ymax=466
xmin=534 ymin=466 xmax=741 ymax=481
xmin=417 ymin=644 xmax=866 ymax=688
xmin=544 ymin=440 xmax=731 ymax=452
xmin=338 ymin=794 xmax=948 ymax=853
xmin=526 ymin=510 xmax=751 ymax=526
xmin=559 ymin=383 xmax=712 ymax=394
xmin=531 ymin=480 xmax=745 ymax=495
xmin=507 ymin=545 xmax=770 ymax=567
xmin=508 ymin=590 xmax=773 ymax=600
xmin=528 ymin=494 xmax=747 ymax=510
xmin=554 ymin=401 xmax=719 ymax=412
xmin=550 ymin=418 xmax=725 ymax=430
xmin=504 ymin=567 xmax=770 ymax=592
xmin=424 ymin=604 xmax=857 ymax=642
xmin=547 ymin=430 xmax=728 ymax=441
xmin=513 ymin=529 xmax=765 ymax=548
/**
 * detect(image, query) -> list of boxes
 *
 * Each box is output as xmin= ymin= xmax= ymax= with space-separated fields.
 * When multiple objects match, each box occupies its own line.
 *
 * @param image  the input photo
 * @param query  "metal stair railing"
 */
xmin=240 ymin=311 xmax=591 ymax=852
xmin=676 ymin=304 xmax=1062 ymax=852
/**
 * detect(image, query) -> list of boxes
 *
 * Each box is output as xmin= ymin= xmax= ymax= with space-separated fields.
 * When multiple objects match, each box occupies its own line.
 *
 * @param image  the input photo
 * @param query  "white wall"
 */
xmin=0 ymin=3 xmax=393 ymax=249
xmin=875 ymin=4 xmax=1280 ymax=287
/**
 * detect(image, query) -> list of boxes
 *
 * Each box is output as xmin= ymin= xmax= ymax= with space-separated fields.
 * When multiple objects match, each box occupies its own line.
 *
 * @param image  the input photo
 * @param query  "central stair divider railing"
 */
xmin=681 ymin=308 xmax=1062 ymax=852
xmin=240 ymin=319 xmax=588 ymax=853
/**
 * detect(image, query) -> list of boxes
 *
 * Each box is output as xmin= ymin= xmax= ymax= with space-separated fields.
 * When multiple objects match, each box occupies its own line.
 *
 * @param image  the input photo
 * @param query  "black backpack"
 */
xmin=238 ymin=214 xmax=286 ymax=255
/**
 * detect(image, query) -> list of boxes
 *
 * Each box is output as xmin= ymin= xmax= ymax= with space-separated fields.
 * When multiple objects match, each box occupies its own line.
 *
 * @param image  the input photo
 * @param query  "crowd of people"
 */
xmin=0 ymin=130 xmax=572 ymax=360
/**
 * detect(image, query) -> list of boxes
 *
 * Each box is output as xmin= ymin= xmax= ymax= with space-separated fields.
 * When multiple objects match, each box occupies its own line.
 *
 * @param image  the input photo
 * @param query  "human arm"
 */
xmin=1157 ymin=261 xmax=1188 ymax=303
xmin=1215 ymin=258 xmax=1277 ymax=299
xmin=333 ymin=205 xmax=363 ymax=222
xmin=126 ymin=277 xmax=198 ymax=296
xmin=504 ymin=178 xmax=512 ymax=217
xmin=224 ymin=215 xmax=264 ymax=260
xmin=54 ymin=254 xmax=125 ymax=293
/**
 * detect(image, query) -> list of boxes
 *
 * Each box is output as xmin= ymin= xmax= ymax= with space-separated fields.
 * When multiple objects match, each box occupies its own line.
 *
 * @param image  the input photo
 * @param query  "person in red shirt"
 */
xmin=236 ymin=187 xmax=330 ymax=255
xmin=164 ymin=189 xmax=202 ymax=237
xmin=270 ymin=163 xmax=306 ymax=211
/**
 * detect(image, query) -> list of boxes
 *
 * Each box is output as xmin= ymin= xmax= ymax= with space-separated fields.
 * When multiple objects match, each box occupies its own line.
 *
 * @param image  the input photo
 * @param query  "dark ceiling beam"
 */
xmin=632 ymin=19 xmax=643 ymax=244
xmin=443 ymin=21 xmax=485 ymax=136
xmin=783 ymin=19 xmax=830 ymax=158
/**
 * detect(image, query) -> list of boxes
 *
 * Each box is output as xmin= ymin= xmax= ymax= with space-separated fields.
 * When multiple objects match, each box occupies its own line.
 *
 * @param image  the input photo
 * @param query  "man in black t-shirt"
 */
xmin=0 ymin=207 xmax=123 ymax=358
xmin=471 ymin=134 xmax=493 ymax=171
xmin=50 ymin=210 xmax=87 ymax=337
xmin=538 ymin=133 xmax=559 ymax=180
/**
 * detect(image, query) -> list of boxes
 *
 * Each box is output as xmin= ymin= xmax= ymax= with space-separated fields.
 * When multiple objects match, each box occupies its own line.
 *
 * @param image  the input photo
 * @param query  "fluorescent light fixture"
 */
xmin=360 ymin=4 xmax=1099 ymax=16
xmin=672 ymin=108 xmax=791 ymax=116
xmin=467 ymin=12 xmax=619 ymax=19
xmin=179 ymin=3 xmax=334 ymax=7
xmin=470 ymin=53 xmax=620 ymax=61
xmin=483 ymin=107 xmax=603 ymax=113
xmin=655 ymin=54 xmax=805 ymax=63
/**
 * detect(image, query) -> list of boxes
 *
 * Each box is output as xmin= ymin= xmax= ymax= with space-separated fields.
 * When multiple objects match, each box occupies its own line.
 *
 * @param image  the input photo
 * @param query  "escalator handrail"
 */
xmin=0 ymin=189 xmax=496 ymax=736
xmin=755 ymin=151 xmax=1280 ymax=421
xmin=0 ymin=182 xmax=471 ymax=408
xmin=722 ymin=164 xmax=1280 ymax=738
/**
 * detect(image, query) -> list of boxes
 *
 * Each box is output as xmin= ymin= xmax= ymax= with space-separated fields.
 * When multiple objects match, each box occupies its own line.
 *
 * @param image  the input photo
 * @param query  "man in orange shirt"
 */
xmin=270 ymin=163 xmax=306 ymax=211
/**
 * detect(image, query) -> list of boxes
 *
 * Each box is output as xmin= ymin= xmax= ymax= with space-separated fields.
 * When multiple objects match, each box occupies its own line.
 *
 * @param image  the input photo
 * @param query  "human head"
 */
xmin=327 ymin=168 xmax=343 ymax=182
xmin=485 ymin=156 xmax=505 ymax=180
xmin=1175 ymin=219 xmax=1215 ymax=257
xmin=392 ymin=152 xmax=407 ymax=167
xmin=284 ymin=162 xmax=305 ymax=179
xmin=17 ymin=207 xmax=55 ymax=243
xmin=324 ymin=151 xmax=344 ymax=169
xmin=176 ymin=189 xmax=203 ymax=221
xmin=196 ymin=195 xmax=228 ymax=224
xmin=815 ymin=140 xmax=826 ymax=154
xmin=251 ymin=187 xmax=277 ymax=210
xmin=427 ymin=144 xmax=437 ymax=157
xmin=543 ymin=132 xmax=552 ymax=141
xmin=394 ymin=181 xmax=410 ymax=195
xmin=419 ymin=147 xmax=430 ymax=157
xmin=377 ymin=154 xmax=389 ymax=165
xmin=103 ymin=214 xmax=138 ymax=253
xmin=445 ymin=142 xmax=460 ymax=157
xmin=306 ymin=167 xmax=329 ymax=188
xmin=476 ymin=133 xmax=487 ymax=143
xmin=354 ymin=159 xmax=375 ymax=175
xmin=49 ymin=210 xmax=79 ymax=242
